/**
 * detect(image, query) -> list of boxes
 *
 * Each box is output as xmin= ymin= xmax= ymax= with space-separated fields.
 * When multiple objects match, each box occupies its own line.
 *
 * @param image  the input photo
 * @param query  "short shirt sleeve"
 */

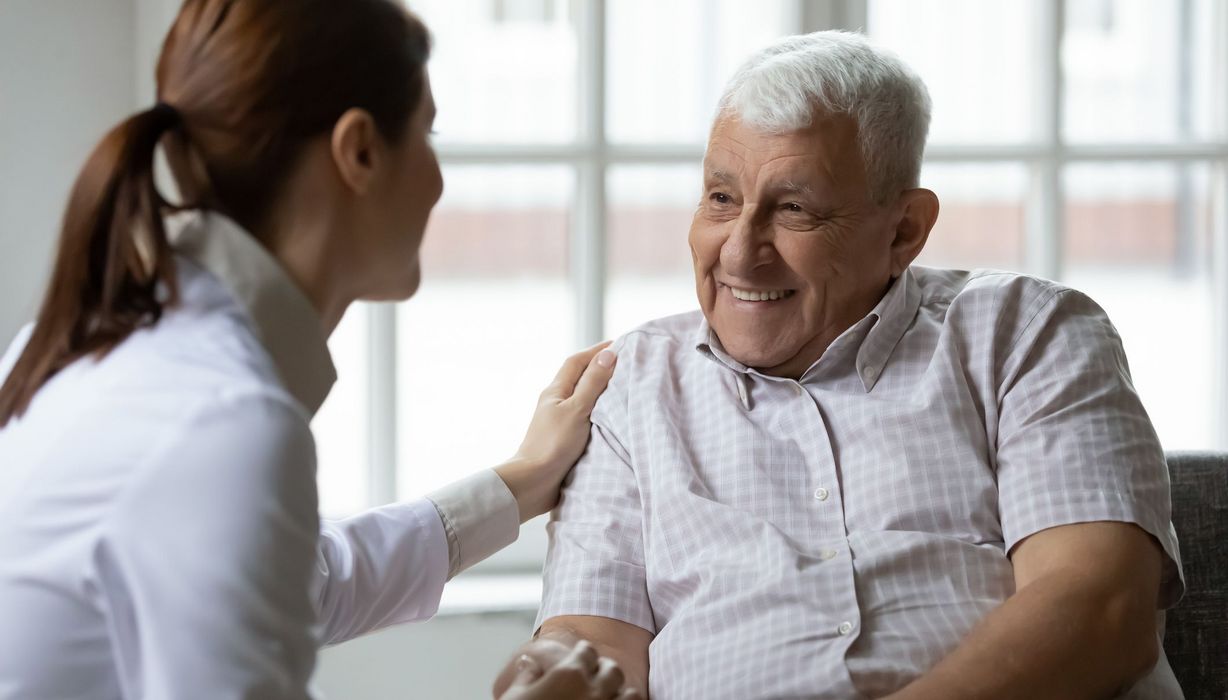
xmin=535 ymin=350 xmax=655 ymax=634
xmin=995 ymin=288 xmax=1184 ymax=608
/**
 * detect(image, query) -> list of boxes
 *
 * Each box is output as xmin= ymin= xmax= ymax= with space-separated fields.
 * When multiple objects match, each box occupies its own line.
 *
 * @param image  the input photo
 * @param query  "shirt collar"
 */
xmin=166 ymin=210 xmax=337 ymax=416
xmin=854 ymin=266 xmax=921 ymax=392
xmin=693 ymin=267 xmax=921 ymax=393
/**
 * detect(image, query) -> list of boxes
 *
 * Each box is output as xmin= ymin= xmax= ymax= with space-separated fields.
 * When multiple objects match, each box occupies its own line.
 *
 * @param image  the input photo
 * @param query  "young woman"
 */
xmin=0 ymin=1 xmax=633 ymax=698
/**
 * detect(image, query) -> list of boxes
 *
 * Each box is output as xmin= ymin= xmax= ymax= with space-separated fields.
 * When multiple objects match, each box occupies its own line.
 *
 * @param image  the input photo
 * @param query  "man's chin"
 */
xmin=719 ymin=338 xmax=795 ymax=371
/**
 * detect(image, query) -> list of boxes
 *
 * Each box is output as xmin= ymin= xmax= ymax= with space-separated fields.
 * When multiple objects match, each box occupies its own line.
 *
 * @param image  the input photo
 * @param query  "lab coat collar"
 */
xmin=166 ymin=210 xmax=337 ymax=417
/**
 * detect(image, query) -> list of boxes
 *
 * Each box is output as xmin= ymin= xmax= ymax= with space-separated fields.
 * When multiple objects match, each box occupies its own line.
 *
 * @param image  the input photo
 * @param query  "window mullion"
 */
xmin=574 ymin=0 xmax=607 ymax=345
xmin=799 ymin=0 xmax=867 ymax=32
xmin=366 ymin=302 xmax=398 ymax=506
xmin=1213 ymin=163 xmax=1228 ymax=450
xmin=1026 ymin=0 xmax=1063 ymax=281
xmin=1213 ymin=0 xmax=1228 ymax=449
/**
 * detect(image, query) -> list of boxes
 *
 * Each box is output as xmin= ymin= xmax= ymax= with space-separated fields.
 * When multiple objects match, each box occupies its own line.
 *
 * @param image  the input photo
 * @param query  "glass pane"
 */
xmin=915 ymin=162 xmax=1027 ymax=270
xmin=1063 ymin=0 xmax=1222 ymax=143
xmin=1062 ymin=162 xmax=1215 ymax=449
xmin=868 ymin=0 xmax=1041 ymax=145
xmin=607 ymin=0 xmax=798 ymax=144
xmin=407 ymin=0 xmax=578 ymax=144
xmin=606 ymin=164 xmax=702 ymax=337
xmin=397 ymin=165 xmax=575 ymax=498
xmin=313 ymin=305 xmax=371 ymax=518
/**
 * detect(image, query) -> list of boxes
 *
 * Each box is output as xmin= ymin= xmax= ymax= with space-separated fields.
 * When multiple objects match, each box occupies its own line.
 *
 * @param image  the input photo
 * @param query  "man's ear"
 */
xmin=888 ymin=188 xmax=939 ymax=277
xmin=330 ymin=108 xmax=381 ymax=196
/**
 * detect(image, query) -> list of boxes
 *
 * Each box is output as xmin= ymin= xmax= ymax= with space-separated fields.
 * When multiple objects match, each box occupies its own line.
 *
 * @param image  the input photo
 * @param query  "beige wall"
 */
xmin=0 ymin=0 xmax=137 ymax=348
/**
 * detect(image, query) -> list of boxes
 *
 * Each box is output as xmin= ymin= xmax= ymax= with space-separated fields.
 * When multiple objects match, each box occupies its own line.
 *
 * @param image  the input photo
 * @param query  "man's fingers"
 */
xmin=546 ymin=341 xmax=613 ymax=397
xmin=563 ymin=639 xmax=600 ymax=674
xmin=534 ymin=641 xmax=600 ymax=695
xmin=509 ymin=654 xmax=543 ymax=687
xmin=593 ymin=657 xmax=625 ymax=698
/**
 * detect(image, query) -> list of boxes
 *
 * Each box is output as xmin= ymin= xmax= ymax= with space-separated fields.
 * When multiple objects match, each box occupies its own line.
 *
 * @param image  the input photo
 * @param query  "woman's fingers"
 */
xmin=565 ymin=348 xmax=617 ymax=411
xmin=546 ymin=341 xmax=613 ymax=399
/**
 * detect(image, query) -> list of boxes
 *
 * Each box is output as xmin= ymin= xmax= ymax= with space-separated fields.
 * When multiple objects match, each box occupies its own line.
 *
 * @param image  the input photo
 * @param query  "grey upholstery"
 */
xmin=1163 ymin=451 xmax=1228 ymax=698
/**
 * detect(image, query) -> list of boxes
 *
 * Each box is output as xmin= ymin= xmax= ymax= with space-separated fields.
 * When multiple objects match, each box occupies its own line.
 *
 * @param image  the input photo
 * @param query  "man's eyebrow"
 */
xmin=777 ymin=179 xmax=816 ymax=198
xmin=706 ymin=169 xmax=735 ymax=185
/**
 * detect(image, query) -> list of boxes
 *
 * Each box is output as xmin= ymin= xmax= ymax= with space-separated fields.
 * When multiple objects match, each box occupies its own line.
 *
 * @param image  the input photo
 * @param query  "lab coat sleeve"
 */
xmin=312 ymin=468 xmax=519 ymax=645
xmin=92 ymin=392 xmax=321 ymax=700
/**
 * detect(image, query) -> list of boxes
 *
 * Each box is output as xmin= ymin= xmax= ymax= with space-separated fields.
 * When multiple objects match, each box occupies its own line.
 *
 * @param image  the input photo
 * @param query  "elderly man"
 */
xmin=496 ymin=31 xmax=1183 ymax=699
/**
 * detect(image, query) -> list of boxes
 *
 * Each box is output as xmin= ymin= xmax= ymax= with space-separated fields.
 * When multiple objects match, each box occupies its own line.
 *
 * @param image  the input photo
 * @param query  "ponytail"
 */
xmin=0 ymin=0 xmax=433 ymax=426
xmin=0 ymin=104 xmax=183 ymax=426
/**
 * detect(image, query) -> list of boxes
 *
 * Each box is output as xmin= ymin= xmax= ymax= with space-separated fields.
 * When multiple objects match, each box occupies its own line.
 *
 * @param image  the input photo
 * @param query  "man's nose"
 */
xmin=719 ymin=207 xmax=776 ymax=278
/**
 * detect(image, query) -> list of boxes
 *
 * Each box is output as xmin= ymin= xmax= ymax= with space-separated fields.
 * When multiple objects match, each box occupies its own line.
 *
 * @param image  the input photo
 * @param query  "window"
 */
xmin=868 ymin=0 xmax=1228 ymax=452
xmin=311 ymin=1 xmax=1228 ymax=564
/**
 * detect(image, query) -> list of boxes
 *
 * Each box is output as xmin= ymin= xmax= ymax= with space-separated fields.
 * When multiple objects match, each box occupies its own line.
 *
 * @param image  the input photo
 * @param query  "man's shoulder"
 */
xmin=913 ymin=266 xmax=1085 ymax=328
xmin=912 ymin=266 xmax=1114 ymax=355
xmin=611 ymin=309 xmax=706 ymax=359
xmin=913 ymin=266 xmax=1069 ymax=307
xmin=594 ymin=310 xmax=707 ymax=419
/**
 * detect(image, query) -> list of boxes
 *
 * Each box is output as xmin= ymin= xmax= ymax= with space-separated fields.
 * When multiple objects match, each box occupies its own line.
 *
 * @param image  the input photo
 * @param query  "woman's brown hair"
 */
xmin=0 ymin=0 xmax=430 ymax=426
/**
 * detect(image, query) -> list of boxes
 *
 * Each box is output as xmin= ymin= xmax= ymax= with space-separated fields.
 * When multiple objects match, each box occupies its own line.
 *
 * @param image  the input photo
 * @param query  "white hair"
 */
xmin=716 ymin=30 xmax=932 ymax=203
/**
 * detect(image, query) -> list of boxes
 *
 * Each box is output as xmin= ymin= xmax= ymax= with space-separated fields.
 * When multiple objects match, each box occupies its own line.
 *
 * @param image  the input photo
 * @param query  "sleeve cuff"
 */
xmin=427 ymin=469 xmax=520 ymax=578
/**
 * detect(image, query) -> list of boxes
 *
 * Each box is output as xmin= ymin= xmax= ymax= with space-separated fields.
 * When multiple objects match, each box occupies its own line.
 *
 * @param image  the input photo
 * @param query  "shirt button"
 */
xmin=818 ymin=549 xmax=837 ymax=560
xmin=838 ymin=621 xmax=854 ymax=636
xmin=864 ymin=365 xmax=878 ymax=380
xmin=813 ymin=487 xmax=830 ymax=501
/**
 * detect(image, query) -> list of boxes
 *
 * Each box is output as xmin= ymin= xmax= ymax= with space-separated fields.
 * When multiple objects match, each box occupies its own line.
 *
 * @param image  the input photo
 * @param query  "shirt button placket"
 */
xmin=800 ymin=382 xmax=860 ymax=670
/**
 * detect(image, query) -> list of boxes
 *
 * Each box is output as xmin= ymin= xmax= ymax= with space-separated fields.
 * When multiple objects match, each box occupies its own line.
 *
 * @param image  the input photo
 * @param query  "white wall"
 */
xmin=315 ymin=611 xmax=536 ymax=699
xmin=0 ymin=0 xmax=137 ymax=348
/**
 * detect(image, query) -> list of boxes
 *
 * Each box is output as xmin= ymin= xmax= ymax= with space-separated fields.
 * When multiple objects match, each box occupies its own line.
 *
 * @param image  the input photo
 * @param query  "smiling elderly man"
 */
xmin=496 ymin=31 xmax=1183 ymax=700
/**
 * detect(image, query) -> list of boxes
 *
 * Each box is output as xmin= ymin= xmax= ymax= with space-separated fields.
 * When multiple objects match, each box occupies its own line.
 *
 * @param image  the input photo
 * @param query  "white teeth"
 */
xmin=729 ymin=287 xmax=793 ymax=302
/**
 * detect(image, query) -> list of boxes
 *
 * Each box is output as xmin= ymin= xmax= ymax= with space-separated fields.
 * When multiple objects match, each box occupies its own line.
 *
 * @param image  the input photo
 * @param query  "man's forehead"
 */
xmin=703 ymin=150 xmax=828 ymax=188
xmin=703 ymin=116 xmax=859 ymax=187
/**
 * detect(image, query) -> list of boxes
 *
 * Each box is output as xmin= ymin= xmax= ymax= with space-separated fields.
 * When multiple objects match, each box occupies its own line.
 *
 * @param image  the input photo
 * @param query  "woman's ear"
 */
xmin=330 ymin=108 xmax=381 ymax=196
xmin=889 ymin=188 xmax=940 ymax=276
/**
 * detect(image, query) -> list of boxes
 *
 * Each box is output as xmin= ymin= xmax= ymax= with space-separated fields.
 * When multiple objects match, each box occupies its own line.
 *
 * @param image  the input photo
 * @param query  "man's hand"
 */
xmin=495 ymin=617 xmax=652 ymax=699
xmin=495 ymin=640 xmax=641 ymax=700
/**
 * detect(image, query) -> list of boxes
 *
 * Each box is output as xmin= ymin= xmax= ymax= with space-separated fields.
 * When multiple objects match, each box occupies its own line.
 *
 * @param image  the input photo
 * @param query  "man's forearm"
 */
xmin=885 ymin=570 xmax=1158 ymax=700
xmin=537 ymin=618 xmax=651 ymax=695
xmin=493 ymin=616 xmax=652 ymax=698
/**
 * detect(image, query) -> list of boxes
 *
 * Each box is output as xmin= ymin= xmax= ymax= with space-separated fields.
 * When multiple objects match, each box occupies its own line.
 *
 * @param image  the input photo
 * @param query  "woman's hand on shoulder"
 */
xmin=495 ymin=342 xmax=617 ymax=522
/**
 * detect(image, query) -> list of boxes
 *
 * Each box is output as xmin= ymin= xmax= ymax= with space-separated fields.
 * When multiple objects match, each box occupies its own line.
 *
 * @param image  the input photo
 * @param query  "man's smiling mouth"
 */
xmin=724 ymin=285 xmax=797 ymax=302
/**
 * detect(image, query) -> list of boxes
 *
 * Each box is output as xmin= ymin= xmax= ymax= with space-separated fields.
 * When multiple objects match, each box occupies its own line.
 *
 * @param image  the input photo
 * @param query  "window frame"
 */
xmin=361 ymin=0 xmax=1228 ymax=526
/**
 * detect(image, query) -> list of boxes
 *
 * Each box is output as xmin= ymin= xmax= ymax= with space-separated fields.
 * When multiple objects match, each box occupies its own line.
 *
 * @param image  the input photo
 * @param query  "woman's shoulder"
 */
xmin=104 ymin=383 xmax=318 ymax=536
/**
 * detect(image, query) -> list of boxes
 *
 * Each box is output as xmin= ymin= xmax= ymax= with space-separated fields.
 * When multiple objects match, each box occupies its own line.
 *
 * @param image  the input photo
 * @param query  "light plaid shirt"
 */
xmin=537 ymin=266 xmax=1184 ymax=699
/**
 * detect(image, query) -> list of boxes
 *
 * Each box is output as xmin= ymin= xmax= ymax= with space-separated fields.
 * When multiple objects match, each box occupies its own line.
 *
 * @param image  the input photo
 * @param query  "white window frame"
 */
xmin=364 ymin=0 xmax=1228 ymax=518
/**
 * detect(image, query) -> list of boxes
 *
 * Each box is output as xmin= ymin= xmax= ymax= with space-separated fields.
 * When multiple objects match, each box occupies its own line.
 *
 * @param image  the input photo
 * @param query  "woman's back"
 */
xmin=0 ymin=214 xmax=325 ymax=698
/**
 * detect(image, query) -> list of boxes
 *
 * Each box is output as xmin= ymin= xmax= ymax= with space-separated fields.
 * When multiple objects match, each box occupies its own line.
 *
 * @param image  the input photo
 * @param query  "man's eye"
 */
xmin=710 ymin=192 xmax=732 ymax=205
xmin=782 ymin=202 xmax=805 ymax=213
